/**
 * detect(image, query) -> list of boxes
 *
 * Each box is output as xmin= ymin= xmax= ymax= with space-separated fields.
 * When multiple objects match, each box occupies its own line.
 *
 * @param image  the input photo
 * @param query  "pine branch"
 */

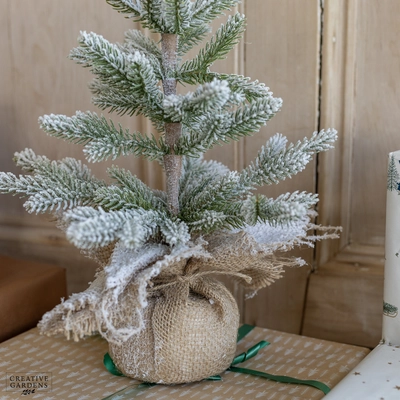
xmin=180 ymin=72 xmax=271 ymax=103
xmin=187 ymin=209 xmax=237 ymax=233
xmin=106 ymin=0 xmax=143 ymax=16
xmin=241 ymin=192 xmax=319 ymax=226
xmin=64 ymin=206 xmax=148 ymax=249
xmin=122 ymin=29 xmax=163 ymax=82
xmin=108 ymin=0 xmax=239 ymax=35
xmin=242 ymin=129 xmax=338 ymax=187
xmin=163 ymin=0 xmax=192 ymax=33
xmin=179 ymin=163 xmax=244 ymax=233
xmin=216 ymin=74 xmax=271 ymax=102
xmin=124 ymin=29 xmax=162 ymax=62
xmin=179 ymin=169 xmax=244 ymax=229
xmin=226 ymin=96 xmax=283 ymax=136
xmin=39 ymin=112 xmax=166 ymax=162
xmin=163 ymin=79 xmax=230 ymax=122
xmin=119 ymin=212 xmax=160 ymax=248
xmin=70 ymin=31 xmax=132 ymax=88
xmin=84 ymin=132 xmax=167 ymax=162
xmin=106 ymin=0 xmax=165 ymax=32
xmin=178 ymin=130 xmax=337 ymax=233
xmin=70 ymin=31 xmax=164 ymax=122
xmin=0 ymin=150 xmax=103 ymax=213
xmin=64 ymin=206 xmax=190 ymax=249
xmin=93 ymin=166 xmax=167 ymax=211
xmin=179 ymin=156 xmax=229 ymax=206
xmin=158 ymin=217 xmax=190 ymax=246
xmin=180 ymin=13 xmax=245 ymax=74
xmin=176 ymin=95 xmax=282 ymax=156
xmin=177 ymin=24 xmax=210 ymax=55
xmin=89 ymin=80 xmax=163 ymax=128
xmin=14 ymin=149 xmax=103 ymax=188
xmin=94 ymin=185 xmax=163 ymax=212
xmin=190 ymin=0 xmax=240 ymax=26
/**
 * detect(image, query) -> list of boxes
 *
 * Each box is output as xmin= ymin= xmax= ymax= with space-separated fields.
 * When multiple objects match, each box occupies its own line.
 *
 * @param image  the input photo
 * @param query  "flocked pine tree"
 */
xmin=0 ymin=0 xmax=339 ymax=384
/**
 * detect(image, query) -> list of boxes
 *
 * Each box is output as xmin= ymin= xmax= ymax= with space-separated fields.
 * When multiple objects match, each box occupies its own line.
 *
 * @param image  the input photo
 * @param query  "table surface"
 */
xmin=0 ymin=326 xmax=370 ymax=400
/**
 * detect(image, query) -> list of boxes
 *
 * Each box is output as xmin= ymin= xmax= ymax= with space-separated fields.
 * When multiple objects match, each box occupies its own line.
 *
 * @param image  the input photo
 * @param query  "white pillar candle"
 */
xmin=383 ymin=150 xmax=400 ymax=345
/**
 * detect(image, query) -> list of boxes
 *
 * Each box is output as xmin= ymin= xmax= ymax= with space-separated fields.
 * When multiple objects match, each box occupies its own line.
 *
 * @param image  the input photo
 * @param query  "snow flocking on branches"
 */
xmin=1 ymin=0 xmax=339 ymax=342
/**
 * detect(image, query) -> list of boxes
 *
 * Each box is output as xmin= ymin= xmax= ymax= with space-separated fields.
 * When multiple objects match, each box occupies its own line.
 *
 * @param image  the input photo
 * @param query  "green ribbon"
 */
xmin=231 ymin=340 xmax=269 ymax=365
xmin=103 ymin=353 xmax=125 ymax=377
xmin=237 ymin=323 xmax=255 ymax=342
xmin=102 ymin=382 xmax=156 ymax=400
xmin=228 ymin=367 xmax=331 ymax=395
xmin=102 ymin=324 xmax=331 ymax=398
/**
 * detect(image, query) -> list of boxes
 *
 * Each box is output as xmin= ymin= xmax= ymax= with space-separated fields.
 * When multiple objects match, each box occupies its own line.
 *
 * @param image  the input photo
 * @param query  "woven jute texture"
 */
xmin=38 ymin=232 xmax=291 ymax=343
xmin=38 ymin=231 xmax=305 ymax=384
xmin=109 ymin=277 xmax=239 ymax=384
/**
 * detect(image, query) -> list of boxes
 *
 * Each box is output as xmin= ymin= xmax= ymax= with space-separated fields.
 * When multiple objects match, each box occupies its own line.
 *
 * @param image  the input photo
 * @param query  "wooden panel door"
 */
xmin=303 ymin=0 xmax=400 ymax=347
xmin=242 ymin=0 xmax=321 ymax=334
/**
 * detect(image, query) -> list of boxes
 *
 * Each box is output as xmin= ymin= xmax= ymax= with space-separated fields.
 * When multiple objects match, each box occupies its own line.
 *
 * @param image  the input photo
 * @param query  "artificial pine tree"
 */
xmin=0 ymin=0 xmax=338 ymax=383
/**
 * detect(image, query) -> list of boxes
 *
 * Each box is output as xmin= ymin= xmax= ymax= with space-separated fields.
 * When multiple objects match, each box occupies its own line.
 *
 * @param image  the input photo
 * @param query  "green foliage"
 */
xmin=0 ymin=0 xmax=339 ymax=250
xmin=180 ymin=13 xmax=246 ymax=76
xmin=163 ymin=79 xmax=231 ymax=122
xmin=241 ymin=192 xmax=319 ymax=226
xmin=0 ymin=149 xmax=103 ymax=213
xmin=241 ymin=130 xmax=338 ymax=187
xmin=179 ymin=168 xmax=244 ymax=232
xmin=176 ymin=95 xmax=282 ymax=156
xmin=163 ymin=0 xmax=192 ymax=33
xmin=106 ymin=0 xmax=165 ymax=32
xmin=40 ymin=112 xmax=166 ymax=163
xmin=123 ymin=30 xmax=163 ymax=77
xmin=178 ymin=72 xmax=272 ymax=103
xmin=95 ymin=166 xmax=167 ymax=211
xmin=70 ymin=31 xmax=164 ymax=124
xmin=65 ymin=206 xmax=189 ymax=249
xmin=177 ymin=129 xmax=337 ymax=233
xmin=190 ymin=0 xmax=240 ymax=26
xmin=106 ymin=0 xmax=239 ymax=36
xmin=124 ymin=29 xmax=162 ymax=60
xmin=177 ymin=24 xmax=210 ymax=55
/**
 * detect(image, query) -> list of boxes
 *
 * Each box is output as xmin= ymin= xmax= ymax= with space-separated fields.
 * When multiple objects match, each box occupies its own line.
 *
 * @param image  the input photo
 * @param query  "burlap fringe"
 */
xmin=38 ymin=224 xmax=340 ymax=344
xmin=38 ymin=231 xmax=291 ymax=342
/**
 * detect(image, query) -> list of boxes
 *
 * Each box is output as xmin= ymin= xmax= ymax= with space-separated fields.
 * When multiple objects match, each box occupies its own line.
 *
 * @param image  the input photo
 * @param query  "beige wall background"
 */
xmin=0 ymin=0 xmax=398 ymax=347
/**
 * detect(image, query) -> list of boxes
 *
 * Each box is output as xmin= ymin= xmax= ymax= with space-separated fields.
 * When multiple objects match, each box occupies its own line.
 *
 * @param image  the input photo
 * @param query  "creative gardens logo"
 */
xmin=5 ymin=372 xmax=51 ymax=395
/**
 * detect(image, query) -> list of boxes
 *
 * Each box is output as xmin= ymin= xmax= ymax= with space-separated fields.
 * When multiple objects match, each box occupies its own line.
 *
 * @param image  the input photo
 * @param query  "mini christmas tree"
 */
xmin=0 ymin=0 xmax=338 ymax=384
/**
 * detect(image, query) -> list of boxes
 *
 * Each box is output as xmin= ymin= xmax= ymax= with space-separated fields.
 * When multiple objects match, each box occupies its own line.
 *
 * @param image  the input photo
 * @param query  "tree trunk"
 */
xmin=161 ymin=33 xmax=182 ymax=215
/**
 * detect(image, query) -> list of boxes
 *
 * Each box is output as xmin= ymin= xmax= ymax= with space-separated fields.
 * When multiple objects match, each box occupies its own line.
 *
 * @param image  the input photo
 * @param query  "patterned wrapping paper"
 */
xmin=324 ymin=344 xmax=400 ymax=400
xmin=0 ymin=326 xmax=369 ymax=400
xmin=383 ymin=150 xmax=400 ymax=345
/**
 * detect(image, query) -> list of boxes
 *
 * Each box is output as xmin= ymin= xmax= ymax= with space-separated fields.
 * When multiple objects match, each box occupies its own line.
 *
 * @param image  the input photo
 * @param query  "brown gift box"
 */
xmin=0 ymin=255 xmax=67 ymax=343
xmin=0 ymin=325 xmax=369 ymax=400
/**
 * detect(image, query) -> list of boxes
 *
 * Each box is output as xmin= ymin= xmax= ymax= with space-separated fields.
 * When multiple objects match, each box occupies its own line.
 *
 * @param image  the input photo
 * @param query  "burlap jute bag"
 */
xmin=38 ymin=231 xmax=315 ymax=384
xmin=109 ymin=276 xmax=239 ymax=383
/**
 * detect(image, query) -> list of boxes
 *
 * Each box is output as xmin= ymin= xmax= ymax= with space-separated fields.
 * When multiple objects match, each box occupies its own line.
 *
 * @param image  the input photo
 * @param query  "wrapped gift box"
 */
xmin=0 ymin=326 xmax=369 ymax=400
xmin=0 ymin=255 xmax=67 ymax=343
xmin=324 ymin=343 xmax=400 ymax=400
